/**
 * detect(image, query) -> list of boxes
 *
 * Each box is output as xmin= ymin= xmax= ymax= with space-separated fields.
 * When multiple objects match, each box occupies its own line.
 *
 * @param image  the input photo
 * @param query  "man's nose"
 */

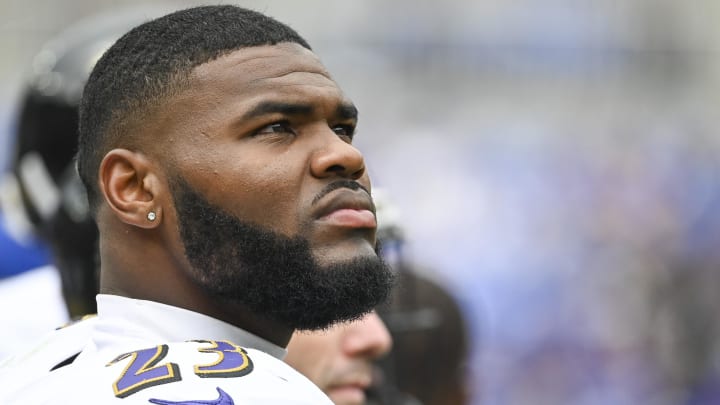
xmin=309 ymin=130 xmax=365 ymax=180
xmin=343 ymin=312 xmax=393 ymax=359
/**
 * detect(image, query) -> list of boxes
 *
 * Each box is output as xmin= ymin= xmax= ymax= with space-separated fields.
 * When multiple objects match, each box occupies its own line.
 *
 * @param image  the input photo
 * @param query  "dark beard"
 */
xmin=169 ymin=175 xmax=394 ymax=331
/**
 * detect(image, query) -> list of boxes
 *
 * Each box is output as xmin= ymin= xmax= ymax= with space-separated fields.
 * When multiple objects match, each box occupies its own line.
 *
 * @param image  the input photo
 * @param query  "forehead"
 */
xmin=189 ymin=43 xmax=341 ymax=99
xmin=150 ymin=42 xmax=352 ymax=165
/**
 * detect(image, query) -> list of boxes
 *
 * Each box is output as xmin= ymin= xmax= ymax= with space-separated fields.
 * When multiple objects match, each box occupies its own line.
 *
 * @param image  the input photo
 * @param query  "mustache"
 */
xmin=312 ymin=180 xmax=371 ymax=206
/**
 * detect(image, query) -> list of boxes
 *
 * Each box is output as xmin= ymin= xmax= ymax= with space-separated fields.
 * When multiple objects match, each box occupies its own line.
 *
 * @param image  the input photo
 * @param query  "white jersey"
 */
xmin=0 ymin=265 xmax=68 ymax=360
xmin=0 ymin=294 xmax=333 ymax=404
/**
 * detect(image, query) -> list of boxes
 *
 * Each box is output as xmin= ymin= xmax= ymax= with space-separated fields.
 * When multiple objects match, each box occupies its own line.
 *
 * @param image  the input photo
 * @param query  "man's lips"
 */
xmin=326 ymin=379 xmax=371 ymax=405
xmin=314 ymin=189 xmax=376 ymax=229
xmin=319 ymin=208 xmax=376 ymax=228
xmin=327 ymin=384 xmax=367 ymax=405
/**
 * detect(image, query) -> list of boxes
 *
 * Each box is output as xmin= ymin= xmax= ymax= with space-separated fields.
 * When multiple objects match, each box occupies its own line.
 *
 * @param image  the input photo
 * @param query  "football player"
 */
xmin=0 ymin=5 xmax=394 ymax=404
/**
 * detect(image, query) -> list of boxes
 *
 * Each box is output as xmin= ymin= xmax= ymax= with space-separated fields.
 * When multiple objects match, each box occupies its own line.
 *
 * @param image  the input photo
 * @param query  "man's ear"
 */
xmin=99 ymin=149 xmax=163 ymax=229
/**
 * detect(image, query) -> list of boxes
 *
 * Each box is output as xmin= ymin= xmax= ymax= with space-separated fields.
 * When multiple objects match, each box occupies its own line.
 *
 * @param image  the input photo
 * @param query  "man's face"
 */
xmin=286 ymin=312 xmax=392 ymax=405
xmin=162 ymin=43 xmax=375 ymax=262
xmin=156 ymin=43 xmax=393 ymax=329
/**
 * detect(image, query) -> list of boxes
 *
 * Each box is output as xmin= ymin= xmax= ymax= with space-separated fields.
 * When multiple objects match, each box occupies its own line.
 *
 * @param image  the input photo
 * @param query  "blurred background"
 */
xmin=4 ymin=1 xmax=720 ymax=404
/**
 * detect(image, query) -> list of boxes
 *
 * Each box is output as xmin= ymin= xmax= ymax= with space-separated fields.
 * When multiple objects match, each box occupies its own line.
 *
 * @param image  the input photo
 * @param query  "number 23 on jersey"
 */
xmin=106 ymin=340 xmax=253 ymax=398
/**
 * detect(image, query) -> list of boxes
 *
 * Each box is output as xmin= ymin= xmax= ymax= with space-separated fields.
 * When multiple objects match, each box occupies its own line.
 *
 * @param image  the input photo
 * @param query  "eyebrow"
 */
xmin=240 ymin=101 xmax=358 ymax=121
xmin=241 ymin=101 xmax=313 ymax=120
xmin=336 ymin=104 xmax=358 ymax=121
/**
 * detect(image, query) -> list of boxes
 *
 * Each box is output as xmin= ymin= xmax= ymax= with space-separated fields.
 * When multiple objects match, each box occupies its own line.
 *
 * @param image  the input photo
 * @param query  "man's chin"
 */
xmin=311 ymin=243 xmax=380 ymax=268
xmin=278 ymin=256 xmax=393 ymax=331
xmin=327 ymin=386 xmax=368 ymax=405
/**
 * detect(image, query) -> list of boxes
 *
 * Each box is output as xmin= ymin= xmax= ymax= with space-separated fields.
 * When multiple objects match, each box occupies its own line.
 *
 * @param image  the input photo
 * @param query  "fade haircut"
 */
xmin=77 ymin=5 xmax=311 ymax=211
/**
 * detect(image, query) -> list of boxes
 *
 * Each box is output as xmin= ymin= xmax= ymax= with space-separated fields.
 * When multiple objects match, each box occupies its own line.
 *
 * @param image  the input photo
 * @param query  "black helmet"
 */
xmin=1 ymin=7 xmax=168 ymax=317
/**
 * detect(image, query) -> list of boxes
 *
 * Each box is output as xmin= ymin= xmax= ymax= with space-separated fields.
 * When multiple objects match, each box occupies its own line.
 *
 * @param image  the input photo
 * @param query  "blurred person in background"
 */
xmin=286 ymin=312 xmax=392 ymax=405
xmin=371 ymin=191 xmax=472 ymax=405
xmin=373 ymin=265 xmax=474 ymax=405
xmin=0 ymin=210 xmax=60 ymax=359
xmin=0 ymin=9 xmax=160 ymax=360
xmin=376 ymin=269 xmax=471 ymax=405
xmin=0 ymin=211 xmax=50 ymax=279
xmin=0 ymin=7 xmax=168 ymax=321
xmin=645 ymin=255 xmax=720 ymax=404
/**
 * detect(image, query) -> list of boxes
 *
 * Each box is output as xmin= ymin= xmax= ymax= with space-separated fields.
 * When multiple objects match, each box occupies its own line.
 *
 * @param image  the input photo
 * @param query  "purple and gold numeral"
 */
xmin=107 ymin=340 xmax=254 ymax=398
xmin=108 ymin=345 xmax=181 ymax=398
xmin=193 ymin=340 xmax=254 ymax=378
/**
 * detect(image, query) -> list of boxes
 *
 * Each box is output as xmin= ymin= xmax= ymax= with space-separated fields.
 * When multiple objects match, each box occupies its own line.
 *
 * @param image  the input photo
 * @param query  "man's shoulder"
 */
xmin=1 ymin=338 xmax=332 ymax=404
xmin=0 ymin=314 xmax=97 ymax=375
xmin=0 ymin=315 xmax=97 ymax=403
xmin=93 ymin=339 xmax=333 ymax=404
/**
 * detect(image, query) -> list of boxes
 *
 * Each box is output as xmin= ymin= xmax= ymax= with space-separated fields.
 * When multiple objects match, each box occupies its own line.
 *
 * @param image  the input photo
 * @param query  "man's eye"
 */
xmin=255 ymin=122 xmax=294 ymax=135
xmin=332 ymin=125 xmax=355 ymax=139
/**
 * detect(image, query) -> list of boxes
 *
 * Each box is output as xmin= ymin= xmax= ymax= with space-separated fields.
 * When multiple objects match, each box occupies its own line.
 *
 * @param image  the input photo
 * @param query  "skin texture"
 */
xmin=97 ymin=43 xmax=384 ymax=347
xmin=286 ymin=312 xmax=392 ymax=405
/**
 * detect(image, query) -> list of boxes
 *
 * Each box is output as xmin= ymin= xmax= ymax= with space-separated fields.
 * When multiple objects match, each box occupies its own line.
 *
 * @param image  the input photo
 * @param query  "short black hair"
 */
xmin=77 ymin=5 xmax=311 ymax=211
